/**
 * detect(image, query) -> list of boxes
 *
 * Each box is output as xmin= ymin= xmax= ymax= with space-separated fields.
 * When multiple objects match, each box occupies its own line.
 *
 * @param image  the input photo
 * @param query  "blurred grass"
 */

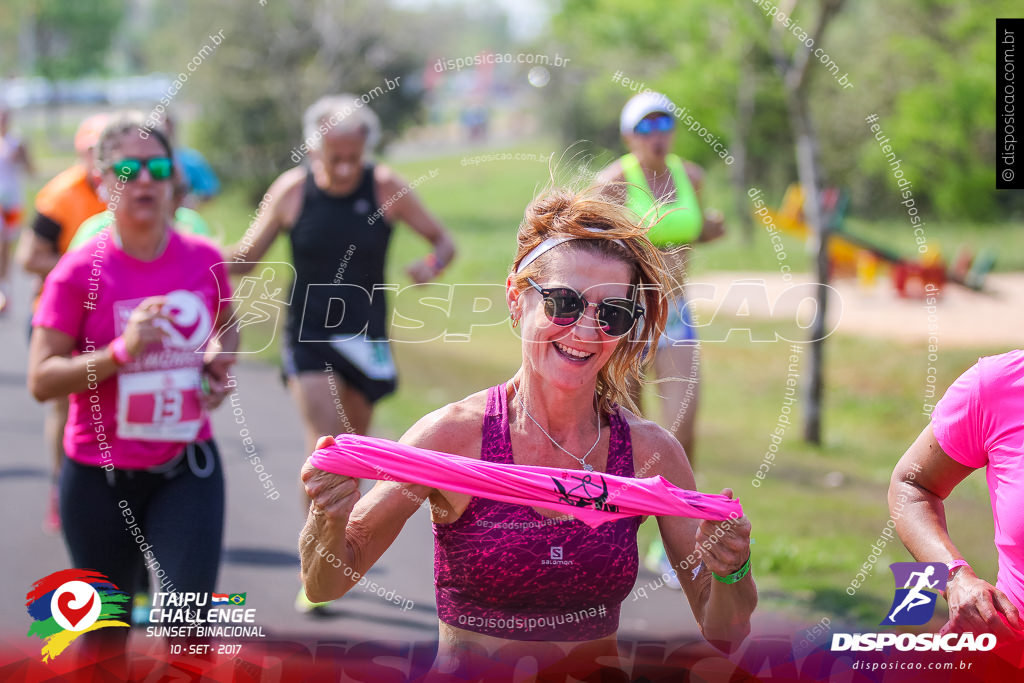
xmin=20 ymin=128 xmax=1011 ymax=629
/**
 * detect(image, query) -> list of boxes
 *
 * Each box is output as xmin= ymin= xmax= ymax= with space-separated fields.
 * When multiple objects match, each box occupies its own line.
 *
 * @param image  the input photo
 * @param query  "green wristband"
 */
xmin=712 ymin=556 xmax=751 ymax=584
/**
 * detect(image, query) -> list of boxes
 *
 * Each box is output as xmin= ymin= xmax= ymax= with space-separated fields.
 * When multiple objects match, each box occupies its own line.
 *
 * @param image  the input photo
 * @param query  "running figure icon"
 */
xmin=887 ymin=565 xmax=939 ymax=623
xmin=207 ymin=264 xmax=294 ymax=353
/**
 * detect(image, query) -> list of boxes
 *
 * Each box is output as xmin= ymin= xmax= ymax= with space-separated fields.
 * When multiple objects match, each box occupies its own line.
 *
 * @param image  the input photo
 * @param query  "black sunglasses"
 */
xmin=526 ymin=277 xmax=644 ymax=338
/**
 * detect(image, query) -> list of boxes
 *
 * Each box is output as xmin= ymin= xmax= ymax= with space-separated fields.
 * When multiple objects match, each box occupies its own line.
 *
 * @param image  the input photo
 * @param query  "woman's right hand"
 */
xmin=301 ymin=435 xmax=360 ymax=521
xmin=943 ymin=568 xmax=1023 ymax=639
xmin=122 ymin=296 xmax=171 ymax=356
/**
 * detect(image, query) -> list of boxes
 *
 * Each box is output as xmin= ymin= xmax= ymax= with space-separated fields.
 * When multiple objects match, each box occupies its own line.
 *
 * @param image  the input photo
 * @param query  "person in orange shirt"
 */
xmin=17 ymin=113 xmax=108 ymax=275
xmin=16 ymin=113 xmax=109 ymax=532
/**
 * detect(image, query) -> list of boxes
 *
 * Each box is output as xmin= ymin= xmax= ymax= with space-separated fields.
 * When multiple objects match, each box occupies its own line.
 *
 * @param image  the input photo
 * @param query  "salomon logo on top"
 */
xmin=883 ymin=562 xmax=947 ymax=626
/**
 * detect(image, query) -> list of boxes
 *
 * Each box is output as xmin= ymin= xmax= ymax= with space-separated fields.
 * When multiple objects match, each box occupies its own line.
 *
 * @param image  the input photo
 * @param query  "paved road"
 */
xmin=0 ymin=269 xmax=806 ymax=665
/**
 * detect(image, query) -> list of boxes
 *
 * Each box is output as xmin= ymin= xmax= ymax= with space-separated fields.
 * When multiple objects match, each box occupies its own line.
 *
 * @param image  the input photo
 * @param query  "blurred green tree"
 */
xmin=152 ymin=0 xmax=482 ymax=200
xmin=847 ymin=1 xmax=1020 ymax=220
xmin=550 ymin=0 xmax=1022 ymax=224
xmin=31 ymin=0 xmax=124 ymax=80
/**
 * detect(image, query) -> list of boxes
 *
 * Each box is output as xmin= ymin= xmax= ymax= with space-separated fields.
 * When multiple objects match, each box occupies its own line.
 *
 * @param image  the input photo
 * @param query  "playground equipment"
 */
xmin=754 ymin=184 xmax=994 ymax=297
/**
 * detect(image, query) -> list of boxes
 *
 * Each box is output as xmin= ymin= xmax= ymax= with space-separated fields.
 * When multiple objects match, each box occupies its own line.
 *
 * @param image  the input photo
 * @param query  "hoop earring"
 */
xmin=511 ymin=314 xmax=519 ymax=328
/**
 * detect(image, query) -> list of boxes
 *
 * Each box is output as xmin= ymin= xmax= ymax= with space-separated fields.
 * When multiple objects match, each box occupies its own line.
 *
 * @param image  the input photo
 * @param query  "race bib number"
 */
xmin=117 ymin=367 xmax=204 ymax=442
xmin=328 ymin=336 xmax=396 ymax=381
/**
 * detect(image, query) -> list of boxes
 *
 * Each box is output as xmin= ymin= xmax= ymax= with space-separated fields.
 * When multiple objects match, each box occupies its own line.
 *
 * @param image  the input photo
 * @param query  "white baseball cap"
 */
xmin=619 ymin=91 xmax=675 ymax=135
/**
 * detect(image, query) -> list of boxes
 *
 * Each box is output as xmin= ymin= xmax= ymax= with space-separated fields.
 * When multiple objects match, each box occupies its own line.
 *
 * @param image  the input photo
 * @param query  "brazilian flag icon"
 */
xmin=229 ymin=593 xmax=247 ymax=605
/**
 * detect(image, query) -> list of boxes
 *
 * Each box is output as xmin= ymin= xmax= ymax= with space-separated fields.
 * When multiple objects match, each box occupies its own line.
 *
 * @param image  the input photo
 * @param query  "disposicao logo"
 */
xmin=25 ymin=569 xmax=130 ymax=661
xmin=831 ymin=562 xmax=996 ymax=653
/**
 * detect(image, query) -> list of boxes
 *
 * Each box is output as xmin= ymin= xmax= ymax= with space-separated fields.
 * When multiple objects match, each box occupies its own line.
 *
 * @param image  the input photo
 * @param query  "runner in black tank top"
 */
xmin=285 ymin=164 xmax=397 ymax=401
xmin=224 ymin=95 xmax=455 ymax=613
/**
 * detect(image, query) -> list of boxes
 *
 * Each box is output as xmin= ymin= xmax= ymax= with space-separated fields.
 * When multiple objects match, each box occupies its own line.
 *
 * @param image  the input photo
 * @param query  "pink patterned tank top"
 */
xmin=433 ymin=383 xmax=641 ymax=641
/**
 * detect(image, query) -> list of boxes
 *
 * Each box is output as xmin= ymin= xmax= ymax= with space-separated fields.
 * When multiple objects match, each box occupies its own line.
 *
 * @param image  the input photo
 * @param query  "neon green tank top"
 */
xmin=620 ymin=153 xmax=702 ymax=248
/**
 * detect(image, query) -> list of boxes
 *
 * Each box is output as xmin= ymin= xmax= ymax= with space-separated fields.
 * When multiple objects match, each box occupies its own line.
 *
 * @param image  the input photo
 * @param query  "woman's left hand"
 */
xmin=200 ymin=351 xmax=235 ymax=411
xmin=694 ymin=488 xmax=751 ymax=578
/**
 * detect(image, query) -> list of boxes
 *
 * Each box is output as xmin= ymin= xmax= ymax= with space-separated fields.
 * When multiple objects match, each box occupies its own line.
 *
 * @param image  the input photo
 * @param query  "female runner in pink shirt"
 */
xmin=28 ymin=112 xmax=239 ymax=659
xmin=890 ymin=351 xmax=1024 ymax=641
xmin=299 ymin=185 xmax=756 ymax=675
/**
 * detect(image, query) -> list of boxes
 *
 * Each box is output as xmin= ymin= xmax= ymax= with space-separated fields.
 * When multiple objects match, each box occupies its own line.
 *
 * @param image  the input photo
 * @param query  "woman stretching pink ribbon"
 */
xmin=310 ymin=434 xmax=744 ymax=528
xmin=299 ymin=184 xmax=757 ymax=674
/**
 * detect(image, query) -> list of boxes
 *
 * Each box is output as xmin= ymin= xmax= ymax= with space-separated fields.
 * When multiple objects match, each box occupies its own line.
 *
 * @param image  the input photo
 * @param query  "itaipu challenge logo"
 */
xmin=25 ymin=569 xmax=130 ymax=661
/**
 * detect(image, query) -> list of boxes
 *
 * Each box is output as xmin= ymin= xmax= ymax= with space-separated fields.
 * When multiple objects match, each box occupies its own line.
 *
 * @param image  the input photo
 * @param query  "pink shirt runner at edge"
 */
xmin=309 ymin=434 xmax=743 ymax=527
xmin=931 ymin=350 xmax=1024 ymax=613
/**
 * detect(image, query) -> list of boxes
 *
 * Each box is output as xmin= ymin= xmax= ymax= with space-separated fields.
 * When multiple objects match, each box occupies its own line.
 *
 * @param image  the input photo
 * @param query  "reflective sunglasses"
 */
xmin=633 ymin=114 xmax=675 ymax=135
xmin=526 ymin=277 xmax=644 ymax=337
xmin=110 ymin=157 xmax=174 ymax=182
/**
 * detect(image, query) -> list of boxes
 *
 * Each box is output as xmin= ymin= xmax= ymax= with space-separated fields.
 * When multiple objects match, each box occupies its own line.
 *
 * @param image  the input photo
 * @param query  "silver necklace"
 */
xmin=514 ymin=384 xmax=601 ymax=472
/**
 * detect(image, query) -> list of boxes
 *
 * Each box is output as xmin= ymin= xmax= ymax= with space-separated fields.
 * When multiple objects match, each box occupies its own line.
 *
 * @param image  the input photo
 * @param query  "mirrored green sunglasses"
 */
xmin=110 ymin=157 xmax=174 ymax=182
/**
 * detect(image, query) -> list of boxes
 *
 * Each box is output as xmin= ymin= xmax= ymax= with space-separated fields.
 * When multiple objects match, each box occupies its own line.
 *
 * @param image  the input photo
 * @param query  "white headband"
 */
xmin=515 ymin=229 xmax=628 ymax=274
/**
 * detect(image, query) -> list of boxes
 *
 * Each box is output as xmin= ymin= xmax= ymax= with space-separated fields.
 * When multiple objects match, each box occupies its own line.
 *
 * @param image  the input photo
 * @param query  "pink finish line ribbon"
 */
xmin=309 ymin=434 xmax=743 ymax=528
